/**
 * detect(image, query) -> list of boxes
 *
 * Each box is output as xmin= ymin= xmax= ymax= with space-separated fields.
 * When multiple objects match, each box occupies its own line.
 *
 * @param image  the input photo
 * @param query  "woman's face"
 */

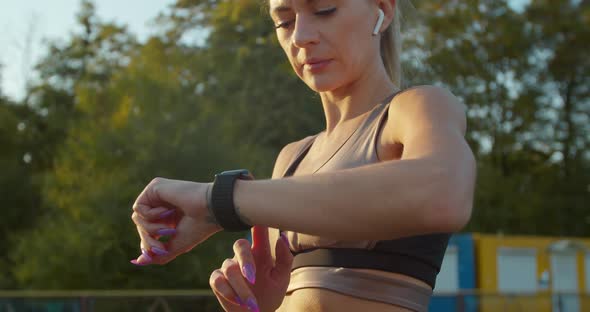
xmin=269 ymin=0 xmax=381 ymax=92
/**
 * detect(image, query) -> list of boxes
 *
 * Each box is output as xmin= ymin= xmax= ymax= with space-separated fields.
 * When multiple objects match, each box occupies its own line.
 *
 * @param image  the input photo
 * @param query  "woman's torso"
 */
xmin=271 ymin=94 xmax=434 ymax=312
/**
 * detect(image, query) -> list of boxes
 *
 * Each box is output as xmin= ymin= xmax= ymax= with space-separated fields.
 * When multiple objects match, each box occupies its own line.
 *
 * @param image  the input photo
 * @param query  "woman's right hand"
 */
xmin=210 ymin=226 xmax=293 ymax=312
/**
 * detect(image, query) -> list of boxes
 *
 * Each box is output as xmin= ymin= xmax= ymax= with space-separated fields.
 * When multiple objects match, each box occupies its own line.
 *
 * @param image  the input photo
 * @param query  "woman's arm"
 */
xmin=234 ymin=86 xmax=476 ymax=241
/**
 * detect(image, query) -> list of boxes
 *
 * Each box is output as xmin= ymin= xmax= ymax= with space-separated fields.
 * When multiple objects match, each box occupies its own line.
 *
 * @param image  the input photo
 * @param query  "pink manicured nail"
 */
xmin=141 ymin=248 xmax=153 ymax=262
xmin=243 ymin=263 xmax=256 ymax=285
xmin=156 ymin=228 xmax=177 ymax=236
xmin=246 ymin=298 xmax=260 ymax=312
xmin=151 ymin=247 xmax=169 ymax=256
xmin=130 ymin=259 xmax=147 ymax=266
xmin=159 ymin=210 xmax=175 ymax=218
xmin=280 ymin=232 xmax=289 ymax=246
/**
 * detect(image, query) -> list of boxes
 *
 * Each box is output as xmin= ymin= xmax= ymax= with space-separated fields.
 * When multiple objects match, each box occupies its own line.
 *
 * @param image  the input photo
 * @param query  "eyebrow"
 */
xmin=271 ymin=0 xmax=319 ymax=14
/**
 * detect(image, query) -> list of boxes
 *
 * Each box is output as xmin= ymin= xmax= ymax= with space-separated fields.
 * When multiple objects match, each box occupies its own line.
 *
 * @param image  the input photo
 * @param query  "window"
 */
xmin=497 ymin=247 xmax=537 ymax=293
xmin=435 ymin=245 xmax=459 ymax=293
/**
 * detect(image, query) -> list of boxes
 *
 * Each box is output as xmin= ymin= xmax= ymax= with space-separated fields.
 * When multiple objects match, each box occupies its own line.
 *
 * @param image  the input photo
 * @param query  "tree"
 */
xmin=417 ymin=0 xmax=589 ymax=235
xmin=157 ymin=0 xmax=324 ymax=156
xmin=10 ymin=0 xmax=244 ymax=289
xmin=522 ymin=0 xmax=590 ymax=235
xmin=0 ymin=71 xmax=40 ymax=288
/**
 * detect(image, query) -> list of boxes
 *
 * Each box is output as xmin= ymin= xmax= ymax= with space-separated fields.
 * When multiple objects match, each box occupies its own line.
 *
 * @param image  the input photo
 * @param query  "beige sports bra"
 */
xmin=278 ymin=91 xmax=436 ymax=312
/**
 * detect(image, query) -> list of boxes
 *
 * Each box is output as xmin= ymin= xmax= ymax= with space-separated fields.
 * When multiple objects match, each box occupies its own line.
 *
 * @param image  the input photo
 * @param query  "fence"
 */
xmin=1 ymin=290 xmax=589 ymax=312
xmin=0 ymin=290 xmax=216 ymax=312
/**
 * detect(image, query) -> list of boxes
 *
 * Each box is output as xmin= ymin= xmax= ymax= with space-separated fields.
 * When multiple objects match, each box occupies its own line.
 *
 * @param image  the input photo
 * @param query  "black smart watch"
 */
xmin=207 ymin=169 xmax=254 ymax=232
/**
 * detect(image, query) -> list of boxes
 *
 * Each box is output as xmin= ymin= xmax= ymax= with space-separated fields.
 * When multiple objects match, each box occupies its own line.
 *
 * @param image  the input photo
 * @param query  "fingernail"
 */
xmin=246 ymin=298 xmax=260 ymax=312
xmin=151 ymin=247 xmax=169 ymax=256
xmin=141 ymin=248 xmax=153 ymax=262
xmin=130 ymin=259 xmax=147 ymax=266
xmin=281 ymin=232 xmax=289 ymax=246
xmin=157 ymin=228 xmax=177 ymax=236
xmin=235 ymin=296 xmax=243 ymax=306
xmin=243 ymin=263 xmax=256 ymax=285
xmin=159 ymin=210 xmax=175 ymax=218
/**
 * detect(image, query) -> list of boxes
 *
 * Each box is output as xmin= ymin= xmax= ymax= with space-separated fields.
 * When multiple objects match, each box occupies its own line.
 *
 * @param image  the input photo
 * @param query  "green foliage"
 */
xmin=416 ymin=0 xmax=590 ymax=236
xmin=159 ymin=0 xmax=324 ymax=152
xmin=0 ymin=97 xmax=42 ymax=288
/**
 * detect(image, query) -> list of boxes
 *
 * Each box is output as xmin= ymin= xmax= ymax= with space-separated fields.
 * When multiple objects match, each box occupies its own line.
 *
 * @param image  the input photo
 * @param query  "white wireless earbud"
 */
xmin=373 ymin=9 xmax=385 ymax=36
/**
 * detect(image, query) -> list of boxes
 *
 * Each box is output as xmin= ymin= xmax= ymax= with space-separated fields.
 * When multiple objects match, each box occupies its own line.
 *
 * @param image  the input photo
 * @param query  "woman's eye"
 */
xmin=274 ymin=8 xmax=336 ymax=29
xmin=316 ymin=7 xmax=337 ymax=16
xmin=275 ymin=21 xmax=294 ymax=29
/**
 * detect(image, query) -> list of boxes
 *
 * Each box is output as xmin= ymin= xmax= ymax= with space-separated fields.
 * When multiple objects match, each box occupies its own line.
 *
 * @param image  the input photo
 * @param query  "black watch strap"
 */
xmin=208 ymin=169 xmax=253 ymax=232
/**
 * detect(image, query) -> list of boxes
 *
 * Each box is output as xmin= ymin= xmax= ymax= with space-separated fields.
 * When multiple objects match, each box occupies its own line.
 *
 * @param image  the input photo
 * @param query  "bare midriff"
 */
xmin=276 ymin=269 xmax=431 ymax=312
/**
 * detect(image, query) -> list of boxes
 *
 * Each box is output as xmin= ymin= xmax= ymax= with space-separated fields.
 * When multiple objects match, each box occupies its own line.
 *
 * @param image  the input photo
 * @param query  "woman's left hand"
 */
xmin=129 ymin=177 xmax=222 ymax=265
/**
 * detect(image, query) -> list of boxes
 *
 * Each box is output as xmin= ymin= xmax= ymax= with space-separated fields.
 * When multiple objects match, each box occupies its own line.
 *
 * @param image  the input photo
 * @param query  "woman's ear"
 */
xmin=375 ymin=0 xmax=396 ymax=34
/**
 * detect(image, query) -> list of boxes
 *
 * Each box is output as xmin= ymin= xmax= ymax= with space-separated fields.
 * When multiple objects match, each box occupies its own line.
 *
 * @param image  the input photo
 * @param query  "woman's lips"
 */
xmin=303 ymin=59 xmax=332 ymax=72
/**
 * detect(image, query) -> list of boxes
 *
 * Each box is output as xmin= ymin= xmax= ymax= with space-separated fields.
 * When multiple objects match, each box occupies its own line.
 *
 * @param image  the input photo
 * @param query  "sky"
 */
xmin=0 ymin=0 xmax=176 ymax=101
xmin=1 ymin=0 xmax=531 ymax=102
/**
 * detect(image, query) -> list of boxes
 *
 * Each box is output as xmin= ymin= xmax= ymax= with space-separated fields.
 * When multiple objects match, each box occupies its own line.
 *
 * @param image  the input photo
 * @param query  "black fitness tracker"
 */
xmin=208 ymin=169 xmax=254 ymax=232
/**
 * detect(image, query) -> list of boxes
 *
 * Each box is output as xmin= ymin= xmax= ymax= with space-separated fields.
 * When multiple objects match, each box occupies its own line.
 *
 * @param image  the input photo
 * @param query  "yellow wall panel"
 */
xmin=473 ymin=234 xmax=590 ymax=312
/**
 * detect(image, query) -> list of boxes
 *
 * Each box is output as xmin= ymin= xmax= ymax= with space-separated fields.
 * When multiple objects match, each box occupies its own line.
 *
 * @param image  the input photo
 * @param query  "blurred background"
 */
xmin=0 ymin=0 xmax=588 ymax=311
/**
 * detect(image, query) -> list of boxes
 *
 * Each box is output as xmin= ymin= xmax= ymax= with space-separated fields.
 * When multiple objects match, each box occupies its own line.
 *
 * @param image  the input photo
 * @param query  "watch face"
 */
xmin=220 ymin=169 xmax=253 ymax=180
xmin=221 ymin=169 xmax=249 ymax=175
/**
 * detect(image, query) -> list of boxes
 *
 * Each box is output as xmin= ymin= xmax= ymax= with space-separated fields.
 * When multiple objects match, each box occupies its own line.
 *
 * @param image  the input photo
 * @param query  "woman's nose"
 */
xmin=292 ymin=16 xmax=319 ymax=48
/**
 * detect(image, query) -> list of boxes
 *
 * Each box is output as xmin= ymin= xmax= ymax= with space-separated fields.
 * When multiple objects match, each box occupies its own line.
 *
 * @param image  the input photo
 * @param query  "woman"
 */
xmin=129 ymin=0 xmax=476 ymax=311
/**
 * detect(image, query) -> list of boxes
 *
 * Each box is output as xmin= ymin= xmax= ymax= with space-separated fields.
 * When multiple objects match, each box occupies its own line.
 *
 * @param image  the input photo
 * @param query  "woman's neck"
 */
xmin=318 ymin=65 xmax=398 ymax=135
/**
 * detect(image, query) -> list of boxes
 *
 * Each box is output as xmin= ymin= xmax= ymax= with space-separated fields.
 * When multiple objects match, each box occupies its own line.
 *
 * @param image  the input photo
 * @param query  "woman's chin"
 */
xmin=304 ymin=78 xmax=343 ymax=93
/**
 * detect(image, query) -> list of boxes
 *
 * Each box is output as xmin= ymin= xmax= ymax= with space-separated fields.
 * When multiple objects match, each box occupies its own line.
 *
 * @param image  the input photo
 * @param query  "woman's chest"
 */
xmin=293 ymin=135 xmax=403 ymax=175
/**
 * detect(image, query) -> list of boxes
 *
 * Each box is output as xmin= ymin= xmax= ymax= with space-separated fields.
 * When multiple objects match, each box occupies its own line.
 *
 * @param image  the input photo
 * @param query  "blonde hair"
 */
xmin=381 ymin=2 xmax=403 ymax=88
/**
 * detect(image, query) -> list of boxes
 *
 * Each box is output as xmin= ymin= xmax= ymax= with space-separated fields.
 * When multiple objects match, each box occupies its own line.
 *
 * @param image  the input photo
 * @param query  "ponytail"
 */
xmin=380 ymin=2 xmax=402 ymax=88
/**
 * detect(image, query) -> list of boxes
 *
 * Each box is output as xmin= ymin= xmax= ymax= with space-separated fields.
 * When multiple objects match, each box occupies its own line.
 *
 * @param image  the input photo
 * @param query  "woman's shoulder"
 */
xmin=388 ymin=85 xmax=465 ymax=126
xmin=392 ymin=85 xmax=464 ymax=111
xmin=383 ymin=84 xmax=467 ymax=144
xmin=271 ymin=134 xmax=318 ymax=179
